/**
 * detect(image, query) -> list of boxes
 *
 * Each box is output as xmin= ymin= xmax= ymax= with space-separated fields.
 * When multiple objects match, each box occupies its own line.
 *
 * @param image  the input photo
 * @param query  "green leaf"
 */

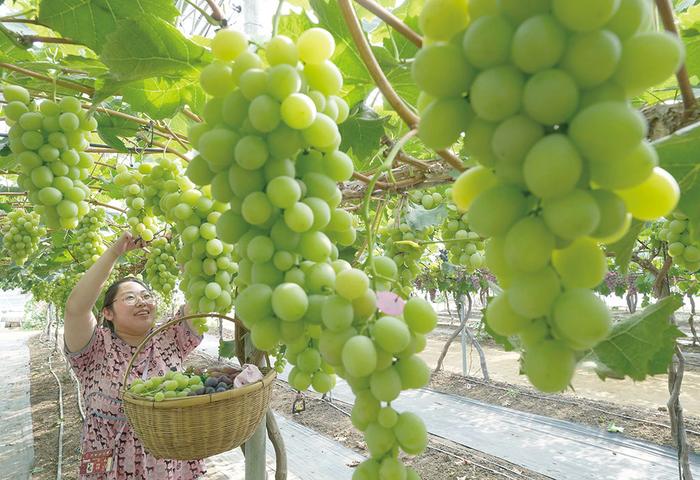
xmin=219 ymin=339 xmax=237 ymax=359
xmin=605 ymin=219 xmax=644 ymax=274
xmin=121 ymin=74 xmax=206 ymax=120
xmin=0 ymin=203 xmax=11 ymax=212
xmin=404 ymin=203 xmax=447 ymax=232
xmin=338 ymin=103 xmax=388 ymax=163
xmin=654 ymin=120 xmax=700 ymax=240
xmin=100 ymin=14 xmax=210 ymax=82
xmin=95 ymin=100 xmax=140 ymax=151
xmin=38 ymin=0 xmax=179 ymax=53
xmin=0 ymin=25 xmax=33 ymax=62
xmin=277 ymin=10 xmax=314 ymax=40
xmin=591 ymin=295 xmax=684 ymax=381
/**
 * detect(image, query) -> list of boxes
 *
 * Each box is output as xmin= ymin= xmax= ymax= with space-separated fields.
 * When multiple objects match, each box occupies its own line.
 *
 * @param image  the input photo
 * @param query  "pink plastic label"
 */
xmin=376 ymin=290 xmax=406 ymax=316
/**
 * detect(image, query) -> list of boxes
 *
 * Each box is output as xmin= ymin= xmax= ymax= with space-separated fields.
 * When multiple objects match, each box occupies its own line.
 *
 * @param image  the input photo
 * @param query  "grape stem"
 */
xmin=655 ymin=0 xmax=696 ymax=112
xmin=272 ymin=0 xmax=285 ymax=38
xmin=339 ymin=0 xmax=464 ymax=172
xmin=19 ymin=35 xmax=80 ymax=45
xmin=203 ymin=0 xmax=225 ymax=24
xmin=0 ymin=61 xmax=93 ymax=94
xmin=353 ymin=0 xmax=422 ymax=47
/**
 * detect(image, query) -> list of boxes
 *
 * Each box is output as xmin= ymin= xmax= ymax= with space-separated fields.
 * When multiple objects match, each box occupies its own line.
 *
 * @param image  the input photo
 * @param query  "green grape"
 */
xmin=511 ymin=15 xmax=567 ymax=74
xmin=589 ymin=141 xmax=657 ymax=190
xmin=342 ymin=336 xmax=377 ymax=377
xmin=266 ymin=35 xmax=299 ymax=66
xmin=419 ymin=0 xmax=469 ymax=40
xmin=523 ymin=134 xmax=582 ymax=199
xmin=561 ymin=30 xmax=621 ymax=88
xmin=451 ymin=166 xmax=498 ymax=211
xmin=485 ymin=292 xmax=529 ymax=336
xmin=508 ymin=267 xmax=561 ymax=318
xmin=542 ymin=189 xmax=601 ymax=240
xmin=393 ymin=412 xmax=427 ymax=455
xmin=491 ymin=114 xmax=544 ymax=165
xmin=372 ymin=316 xmax=411 ymax=354
xmin=412 ymin=43 xmax=473 ymax=98
xmin=569 ymin=102 xmax=647 ymax=161
xmin=303 ymin=61 xmax=343 ymax=96
xmin=467 ymin=185 xmax=528 ymax=238
xmin=418 ymin=97 xmax=473 ymax=150
xmin=605 ymin=0 xmax=651 ymax=40
xmin=613 ymin=32 xmax=683 ymax=97
xmin=297 ymin=27 xmax=335 ymax=65
xmin=523 ymin=340 xmax=576 ymax=393
xmin=552 ymin=0 xmax=621 ymax=32
xmin=369 ymin=367 xmax=402 ymax=402
xmin=551 ymin=289 xmax=611 ymax=350
xmin=462 ymin=15 xmax=514 ymax=69
xmin=497 ymin=0 xmax=550 ymax=23
xmin=589 ymin=190 xmax=627 ymax=239
xmin=522 ymin=69 xmax=579 ymax=126
xmin=504 ymin=216 xmax=554 ymax=272
xmin=469 ymin=66 xmax=524 ymax=122
xmin=552 ymin=238 xmax=607 ymax=289
xmin=211 ymin=29 xmax=248 ymax=61
xmin=616 ymin=167 xmax=679 ymax=221
xmin=280 ymin=93 xmax=317 ymax=130
xmin=199 ymin=63 xmax=234 ymax=97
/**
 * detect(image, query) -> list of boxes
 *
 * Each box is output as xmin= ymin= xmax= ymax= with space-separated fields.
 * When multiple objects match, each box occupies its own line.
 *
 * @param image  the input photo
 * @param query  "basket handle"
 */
xmin=121 ymin=312 xmax=241 ymax=392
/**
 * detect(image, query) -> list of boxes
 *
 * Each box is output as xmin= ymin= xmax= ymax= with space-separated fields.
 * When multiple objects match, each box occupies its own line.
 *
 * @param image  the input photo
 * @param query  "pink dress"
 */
xmin=66 ymin=320 xmax=206 ymax=479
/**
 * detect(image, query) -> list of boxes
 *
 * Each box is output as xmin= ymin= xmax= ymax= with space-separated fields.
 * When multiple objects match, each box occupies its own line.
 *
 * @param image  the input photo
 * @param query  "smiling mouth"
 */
xmin=136 ymin=310 xmax=150 ymax=316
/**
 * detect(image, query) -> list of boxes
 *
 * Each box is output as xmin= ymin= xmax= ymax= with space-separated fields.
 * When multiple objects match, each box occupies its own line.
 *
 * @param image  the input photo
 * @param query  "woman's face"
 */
xmin=103 ymin=281 xmax=156 ymax=336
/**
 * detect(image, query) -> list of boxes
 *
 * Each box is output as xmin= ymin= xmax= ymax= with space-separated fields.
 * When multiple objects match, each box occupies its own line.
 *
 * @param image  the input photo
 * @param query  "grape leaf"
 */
xmin=219 ymin=340 xmax=237 ymax=359
xmin=590 ymin=295 xmax=684 ymax=381
xmin=605 ymin=219 xmax=645 ymax=274
xmin=121 ymin=74 xmax=206 ymax=120
xmin=404 ymin=202 xmax=448 ymax=232
xmin=38 ymin=0 xmax=179 ymax=53
xmin=95 ymin=101 xmax=140 ymax=151
xmin=0 ymin=24 xmax=33 ymax=61
xmin=0 ymin=203 xmax=11 ymax=212
xmin=100 ymin=15 xmax=210 ymax=82
xmin=277 ymin=9 xmax=314 ymax=40
xmin=339 ymin=103 xmax=388 ymax=164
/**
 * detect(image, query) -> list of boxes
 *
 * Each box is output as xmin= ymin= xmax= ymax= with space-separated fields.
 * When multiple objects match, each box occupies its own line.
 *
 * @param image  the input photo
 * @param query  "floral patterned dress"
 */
xmin=65 ymin=320 xmax=206 ymax=479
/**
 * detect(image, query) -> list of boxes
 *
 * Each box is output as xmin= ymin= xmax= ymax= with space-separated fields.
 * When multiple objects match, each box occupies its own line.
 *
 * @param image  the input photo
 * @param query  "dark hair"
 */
xmin=101 ymin=277 xmax=151 ymax=332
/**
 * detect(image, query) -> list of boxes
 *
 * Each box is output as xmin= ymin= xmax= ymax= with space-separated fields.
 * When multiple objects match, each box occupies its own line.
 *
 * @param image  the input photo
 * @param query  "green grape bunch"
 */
xmin=1 ymin=210 xmax=46 ymax=265
xmin=71 ymin=207 xmax=108 ymax=266
xmin=188 ymin=27 xmax=437 ymax=479
xmin=2 ymin=86 xmax=95 ymax=229
xmin=414 ymin=0 xmax=684 ymax=393
xmin=113 ymin=164 xmax=159 ymax=242
xmin=144 ymin=236 xmax=180 ymax=299
xmin=658 ymin=212 xmax=700 ymax=272
xmin=169 ymin=184 xmax=238 ymax=331
xmin=441 ymin=186 xmax=485 ymax=270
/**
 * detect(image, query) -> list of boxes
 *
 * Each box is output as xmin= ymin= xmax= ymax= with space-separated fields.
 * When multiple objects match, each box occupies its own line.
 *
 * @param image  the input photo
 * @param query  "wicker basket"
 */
xmin=121 ymin=313 xmax=276 ymax=460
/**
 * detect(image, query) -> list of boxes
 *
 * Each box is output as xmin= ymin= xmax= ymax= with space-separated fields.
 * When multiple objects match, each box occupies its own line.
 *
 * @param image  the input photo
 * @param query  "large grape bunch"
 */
xmin=2 ymin=86 xmax=95 ymax=229
xmin=71 ymin=208 xmax=108 ymax=266
xmin=1 ymin=210 xmax=46 ymax=265
xmin=188 ymin=28 xmax=435 ymax=478
xmin=658 ymin=212 xmax=700 ymax=272
xmin=139 ymin=157 xmax=183 ymax=217
xmin=441 ymin=187 xmax=484 ymax=270
xmin=414 ymin=0 xmax=683 ymax=392
xmin=113 ymin=164 xmax=159 ymax=242
xmin=168 ymin=184 xmax=238 ymax=331
xmin=144 ymin=236 xmax=180 ymax=299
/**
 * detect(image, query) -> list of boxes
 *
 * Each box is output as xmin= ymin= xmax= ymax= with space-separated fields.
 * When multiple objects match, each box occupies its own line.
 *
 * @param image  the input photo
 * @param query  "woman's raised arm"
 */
xmin=64 ymin=232 xmax=144 ymax=352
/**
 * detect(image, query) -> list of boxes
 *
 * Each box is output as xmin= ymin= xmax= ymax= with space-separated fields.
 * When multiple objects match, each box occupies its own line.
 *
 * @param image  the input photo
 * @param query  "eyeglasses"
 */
xmin=111 ymin=291 xmax=156 ymax=307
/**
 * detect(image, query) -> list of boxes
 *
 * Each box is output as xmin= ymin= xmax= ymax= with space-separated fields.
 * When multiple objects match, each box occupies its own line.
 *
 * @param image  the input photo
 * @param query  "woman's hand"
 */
xmin=110 ymin=232 xmax=147 ymax=257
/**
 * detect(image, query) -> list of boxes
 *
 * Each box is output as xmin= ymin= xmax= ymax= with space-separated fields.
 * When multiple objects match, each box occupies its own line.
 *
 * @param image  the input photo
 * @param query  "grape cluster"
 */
xmin=441 ymin=187 xmax=484 ymax=270
xmin=2 ymin=86 xmax=94 ymax=229
xmin=192 ymin=28 xmax=435 ymax=478
xmin=144 ymin=236 xmax=180 ymax=298
xmin=1 ymin=210 xmax=45 ymax=265
xmin=113 ymin=164 xmax=159 ymax=242
xmin=139 ymin=157 xmax=184 ymax=217
xmin=169 ymin=185 xmax=237 ymax=329
xmin=71 ymin=208 xmax=107 ymax=266
xmin=659 ymin=212 xmax=700 ymax=272
xmin=414 ymin=0 xmax=683 ymax=392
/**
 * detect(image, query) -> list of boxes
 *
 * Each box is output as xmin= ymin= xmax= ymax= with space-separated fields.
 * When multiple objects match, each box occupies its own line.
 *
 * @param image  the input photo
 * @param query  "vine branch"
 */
xmin=338 ymin=0 xmax=464 ymax=172
xmin=20 ymin=35 xmax=80 ymax=45
xmin=354 ymin=0 xmax=422 ymax=47
xmin=655 ymin=0 xmax=696 ymax=112
xmin=0 ymin=62 xmax=93 ymax=94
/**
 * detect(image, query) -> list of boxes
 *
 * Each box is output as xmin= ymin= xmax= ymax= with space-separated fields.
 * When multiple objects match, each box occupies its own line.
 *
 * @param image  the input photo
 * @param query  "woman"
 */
xmin=64 ymin=232 xmax=206 ymax=479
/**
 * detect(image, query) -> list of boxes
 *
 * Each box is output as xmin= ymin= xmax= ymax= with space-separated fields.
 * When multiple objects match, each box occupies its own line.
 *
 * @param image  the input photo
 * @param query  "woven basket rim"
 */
xmin=122 ymin=368 xmax=276 ymax=409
